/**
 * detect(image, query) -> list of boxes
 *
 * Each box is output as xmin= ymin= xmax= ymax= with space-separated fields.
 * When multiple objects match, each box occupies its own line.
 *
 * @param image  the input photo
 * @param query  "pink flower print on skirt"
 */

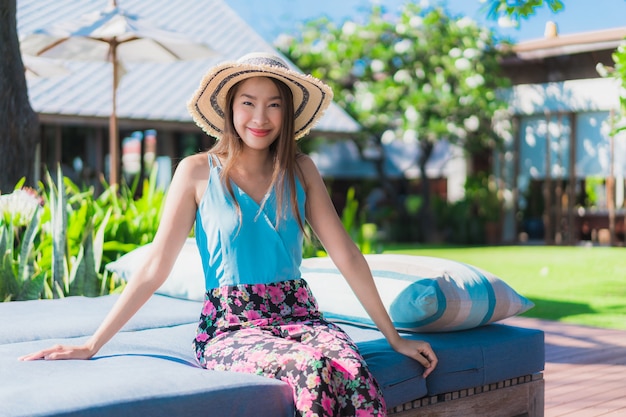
xmin=193 ymin=278 xmax=386 ymax=417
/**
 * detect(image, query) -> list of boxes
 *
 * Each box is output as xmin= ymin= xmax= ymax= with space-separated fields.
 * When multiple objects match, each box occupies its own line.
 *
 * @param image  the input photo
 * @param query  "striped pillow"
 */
xmin=301 ymin=254 xmax=534 ymax=332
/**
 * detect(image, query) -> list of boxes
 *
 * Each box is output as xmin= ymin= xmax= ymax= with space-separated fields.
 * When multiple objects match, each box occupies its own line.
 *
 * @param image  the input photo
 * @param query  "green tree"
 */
xmin=481 ymin=0 xmax=564 ymax=22
xmin=610 ymin=44 xmax=626 ymax=133
xmin=279 ymin=2 xmax=510 ymax=241
xmin=0 ymin=0 xmax=39 ymax=193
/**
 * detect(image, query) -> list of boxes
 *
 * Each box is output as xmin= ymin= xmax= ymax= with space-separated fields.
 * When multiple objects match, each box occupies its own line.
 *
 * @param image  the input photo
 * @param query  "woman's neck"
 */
xmin=234 ymin=148 xmax=274 ymax=177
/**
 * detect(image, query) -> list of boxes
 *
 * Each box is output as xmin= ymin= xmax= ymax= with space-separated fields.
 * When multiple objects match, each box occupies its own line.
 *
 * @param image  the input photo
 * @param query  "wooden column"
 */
xmin=567 ymin=112 xmax=577 ymax=245
xmin=544 ymin=112 xmax=553 ymax=244
xmin=608 ymin=109 xmax=616 ymax=246
xmin=512 ymin=115 xmax=521 ymax=242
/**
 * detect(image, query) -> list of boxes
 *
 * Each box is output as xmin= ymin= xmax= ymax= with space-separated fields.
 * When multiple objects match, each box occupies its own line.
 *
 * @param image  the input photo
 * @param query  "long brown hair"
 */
xmin=209 ymin=76 xmax=306 ymax=231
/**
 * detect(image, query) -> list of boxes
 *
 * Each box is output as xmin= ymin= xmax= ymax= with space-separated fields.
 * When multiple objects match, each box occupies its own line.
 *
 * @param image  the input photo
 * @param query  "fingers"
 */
xmin=19 ymin=344 xmax=70 ymax=361
xmin=418 ymin=345 xmax=438 ymax=378
xmin=399 ymin=340 xmax=437 ymax=378
xmin=413 ymin=350 xmax=431 ymax=368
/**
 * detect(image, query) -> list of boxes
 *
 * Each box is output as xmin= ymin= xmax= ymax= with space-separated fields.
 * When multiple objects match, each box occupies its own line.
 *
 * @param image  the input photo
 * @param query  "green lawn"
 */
xmin=382 ymin=244 xmax=626 ymax=330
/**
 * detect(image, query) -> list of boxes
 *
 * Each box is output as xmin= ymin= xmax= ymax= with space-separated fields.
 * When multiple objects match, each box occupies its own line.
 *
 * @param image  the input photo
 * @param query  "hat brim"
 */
xmin=188 ymin=61 xmax=333 ymax=140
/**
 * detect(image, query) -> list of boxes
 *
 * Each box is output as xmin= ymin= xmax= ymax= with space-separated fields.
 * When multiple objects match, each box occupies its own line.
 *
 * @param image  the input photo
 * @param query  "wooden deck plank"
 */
xmin=503 ymin=317 xmax=626 ymax=417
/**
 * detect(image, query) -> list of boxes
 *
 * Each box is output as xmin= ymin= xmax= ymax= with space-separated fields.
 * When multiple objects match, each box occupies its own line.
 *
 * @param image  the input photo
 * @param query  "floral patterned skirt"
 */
xmin=193 ymin=278 xmax=387 ymax=417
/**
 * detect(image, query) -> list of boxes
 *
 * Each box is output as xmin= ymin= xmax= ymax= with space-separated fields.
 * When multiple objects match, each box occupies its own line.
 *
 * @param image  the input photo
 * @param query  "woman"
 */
xmin=21 ymin=52 xmax=437 ymax=416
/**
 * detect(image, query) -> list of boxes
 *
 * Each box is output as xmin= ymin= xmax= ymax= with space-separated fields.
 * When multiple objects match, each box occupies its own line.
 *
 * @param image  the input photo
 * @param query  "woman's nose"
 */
xmin=252 ymin=107 xmax=268 ymax=124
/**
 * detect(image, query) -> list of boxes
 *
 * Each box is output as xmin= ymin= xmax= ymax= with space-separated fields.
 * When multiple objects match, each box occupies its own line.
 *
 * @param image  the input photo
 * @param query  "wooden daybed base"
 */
xmin=390 ymin=373 xmax=545 ymax=417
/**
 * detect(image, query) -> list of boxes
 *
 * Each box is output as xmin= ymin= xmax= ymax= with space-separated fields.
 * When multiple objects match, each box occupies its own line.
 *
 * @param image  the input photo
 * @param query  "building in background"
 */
xmin=499 ymin=24 xmax=626 ymax=245
xmin=18 ymin=0 xmax=361 ymax=192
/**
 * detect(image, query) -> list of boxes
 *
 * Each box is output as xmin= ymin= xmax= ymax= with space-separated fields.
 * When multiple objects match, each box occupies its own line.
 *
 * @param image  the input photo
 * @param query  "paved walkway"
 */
xmin=503 ymin=316 xmax=626 ymax=416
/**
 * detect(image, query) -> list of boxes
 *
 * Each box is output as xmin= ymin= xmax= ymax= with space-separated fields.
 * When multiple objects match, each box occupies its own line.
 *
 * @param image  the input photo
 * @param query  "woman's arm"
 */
xmin=299 ymin=155 xmax=438 ymax=377
xmin=19 ymin=155 xmax=206 ymax=361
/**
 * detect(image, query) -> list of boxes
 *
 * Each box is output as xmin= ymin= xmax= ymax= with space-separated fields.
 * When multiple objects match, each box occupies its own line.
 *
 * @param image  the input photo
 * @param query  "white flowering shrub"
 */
xmin=279 ymin=2 xmax=511 ymax=241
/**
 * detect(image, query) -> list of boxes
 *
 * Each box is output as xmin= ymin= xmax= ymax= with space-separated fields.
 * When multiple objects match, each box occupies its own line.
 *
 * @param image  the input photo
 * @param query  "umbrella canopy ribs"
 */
xmin=20 ymin=0 xmax=215 ymax=186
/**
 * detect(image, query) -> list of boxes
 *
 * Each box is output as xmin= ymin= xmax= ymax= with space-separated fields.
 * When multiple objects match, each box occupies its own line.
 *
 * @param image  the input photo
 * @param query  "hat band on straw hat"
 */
xmin=188 ymin=52 xmax=333 ymax=140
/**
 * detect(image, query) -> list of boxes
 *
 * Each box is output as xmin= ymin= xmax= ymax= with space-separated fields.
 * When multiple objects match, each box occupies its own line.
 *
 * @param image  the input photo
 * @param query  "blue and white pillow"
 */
xmin=301 ymin=254 xmax=534 ymax=332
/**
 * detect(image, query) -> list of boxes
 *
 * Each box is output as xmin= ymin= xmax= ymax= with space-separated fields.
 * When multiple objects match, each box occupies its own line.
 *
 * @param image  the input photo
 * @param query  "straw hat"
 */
xmin=188 ymin=52 xmax=334 ymax=140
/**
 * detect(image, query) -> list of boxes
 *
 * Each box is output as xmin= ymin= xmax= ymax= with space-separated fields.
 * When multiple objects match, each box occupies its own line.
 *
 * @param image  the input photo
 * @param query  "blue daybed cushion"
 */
xmin=341 ymin=321 xmax=545 ymax=398
xmin=2 ymin=324 xmax=294 ymax=417
xmin=0 ymin=293 xmax=201 ymax=344
xmin=1 ymin=295 xmax=544 ymax=416
xmin=301 ymin=254 xmax=534 ymax=332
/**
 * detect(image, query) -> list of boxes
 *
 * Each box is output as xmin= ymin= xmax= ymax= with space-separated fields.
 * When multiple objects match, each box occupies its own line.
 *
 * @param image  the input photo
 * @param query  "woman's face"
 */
xmin=232 ymin=77 xmax=283 ymax=151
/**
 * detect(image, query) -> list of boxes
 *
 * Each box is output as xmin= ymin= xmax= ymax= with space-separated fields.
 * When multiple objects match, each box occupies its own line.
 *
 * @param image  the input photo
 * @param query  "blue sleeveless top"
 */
xmin=195 ymin=154 xmax=306 ymax=290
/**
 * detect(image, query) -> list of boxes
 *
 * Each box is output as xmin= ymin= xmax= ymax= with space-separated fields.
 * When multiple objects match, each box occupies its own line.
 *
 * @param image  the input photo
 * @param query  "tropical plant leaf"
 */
xmin=18 ymin=205 xmax=41 ymax=283
xmin=47 ymin=166 xmax=68 ymax=297
xmin=69 ymin=220 xmax=99 ymax=297
xmin=93 ymin=207 xmax=112 ymax=274
xmin=68 ymin=243 xmax=86 ymax=297
xmin=16 ymin=270 xmax=46 ymax=301
xmin=0 ymin=226 xmax=19 ymax=301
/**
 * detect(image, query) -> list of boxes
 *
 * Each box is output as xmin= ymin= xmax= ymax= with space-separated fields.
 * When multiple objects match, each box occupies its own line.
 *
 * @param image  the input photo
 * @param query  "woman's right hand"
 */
xmin=19 ymin=343 xmax=96 ymax=361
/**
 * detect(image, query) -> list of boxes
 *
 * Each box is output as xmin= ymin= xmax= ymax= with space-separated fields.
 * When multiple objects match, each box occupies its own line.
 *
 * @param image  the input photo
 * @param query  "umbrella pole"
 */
xmin=109 ymin=41 xmax=120 ymax=187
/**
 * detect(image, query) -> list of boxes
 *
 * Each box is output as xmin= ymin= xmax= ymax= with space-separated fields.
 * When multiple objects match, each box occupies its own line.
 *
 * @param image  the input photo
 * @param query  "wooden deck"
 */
xmin=503 ymin=316 xmax=626 ymax=417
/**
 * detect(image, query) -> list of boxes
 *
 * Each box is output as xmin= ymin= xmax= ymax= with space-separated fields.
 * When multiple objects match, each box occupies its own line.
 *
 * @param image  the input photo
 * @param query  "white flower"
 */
xmin=370 ymin=59 xmax=385 ymax=73
xmin=0 ymin=189 xmax=42 ymax=227
xmin=393 ymin=69 xmax=412 ymax=83
xmin=342 ymin=21 xmax=357 ymax=36
xmin=464 ymin=115 xmax=480 ymax=132
xmin=415 ymin=68 xmax=426 ymax=79
xmin=459 ymin=95 xmax=474 ymax=105
xmin=463 ymin=48 xmax=479 ymax=59
xmin=405 ymin=106 xmax=419 ymax=123
xmin=409 ymin=16 xmax=423 ymax=28
xmin=465 ymin=74 xmax=485 ymax=88
xmin=396 ymin=23 xmax=407 ymax=35
xmin=454 ymin=57 xmax=471 ymax=71
xmin=357 ymin=91 xmax=375 ymax=112
xmin=381 ymin=129 xmax=396 ymax=145
xmin=394 ymin=39 xmax=412 ymax=54
xmin=456 ymin=17 xmax=475 ymax=29
xmin=448 ymin=47 xmax=462 ymax=58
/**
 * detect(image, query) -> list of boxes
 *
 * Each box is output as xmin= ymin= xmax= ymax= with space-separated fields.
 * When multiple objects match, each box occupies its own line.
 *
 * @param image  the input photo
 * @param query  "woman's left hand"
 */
xmin=391 ymin=338 xmax=438 ymax=378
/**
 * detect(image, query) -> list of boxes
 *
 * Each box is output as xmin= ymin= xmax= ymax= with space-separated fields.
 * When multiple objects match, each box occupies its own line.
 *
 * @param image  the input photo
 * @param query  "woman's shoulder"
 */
xmin=171 ymin=152 xmax=211 ymax=188
xmin=295 ymin=153 xmax=323 ymax=192
xmin=295 ymin=153 xmax=319 ymax=177
xmin=175 ymin=152 xmax=211 ymax=173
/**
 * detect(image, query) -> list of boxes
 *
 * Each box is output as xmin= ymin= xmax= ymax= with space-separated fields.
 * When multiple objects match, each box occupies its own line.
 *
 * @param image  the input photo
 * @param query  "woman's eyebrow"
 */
xmin=239 ymin=93 xmax=282 ymax=101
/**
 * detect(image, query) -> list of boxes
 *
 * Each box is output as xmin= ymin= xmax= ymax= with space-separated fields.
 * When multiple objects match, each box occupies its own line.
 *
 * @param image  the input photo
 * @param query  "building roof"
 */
xmin=17 ymin=0 xmax=360 ymax=135
xmin=511 ymin=25 xmax=626 ymax=60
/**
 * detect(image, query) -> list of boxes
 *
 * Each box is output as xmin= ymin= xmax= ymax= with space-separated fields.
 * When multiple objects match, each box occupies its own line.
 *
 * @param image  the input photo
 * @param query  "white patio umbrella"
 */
xmin=22 ymin=55 xmax=69 ymax=79
xmin=20 ymin=0 xmax=216 ymax=186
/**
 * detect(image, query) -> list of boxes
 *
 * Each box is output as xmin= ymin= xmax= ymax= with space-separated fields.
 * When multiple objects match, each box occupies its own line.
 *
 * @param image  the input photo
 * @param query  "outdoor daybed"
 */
xmin=0 ymin=251 xmax=545 ymax=417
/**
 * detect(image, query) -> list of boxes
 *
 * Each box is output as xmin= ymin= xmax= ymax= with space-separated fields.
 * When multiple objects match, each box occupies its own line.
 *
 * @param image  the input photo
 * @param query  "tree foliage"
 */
xmin=278 ymin=2 xmax=511 ymax=241
xmin=279 ymin=3 xmax=510 ymax=151
xmin=611 ymin=44 xmax=626 ymax=134
xmin=482 ymin=0 xmax=564 ymax=22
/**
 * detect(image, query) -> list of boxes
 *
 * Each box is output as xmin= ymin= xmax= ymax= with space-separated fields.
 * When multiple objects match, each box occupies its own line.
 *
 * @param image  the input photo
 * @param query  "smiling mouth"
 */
xmin=248 ymin=128 xmax=272 ymax=137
